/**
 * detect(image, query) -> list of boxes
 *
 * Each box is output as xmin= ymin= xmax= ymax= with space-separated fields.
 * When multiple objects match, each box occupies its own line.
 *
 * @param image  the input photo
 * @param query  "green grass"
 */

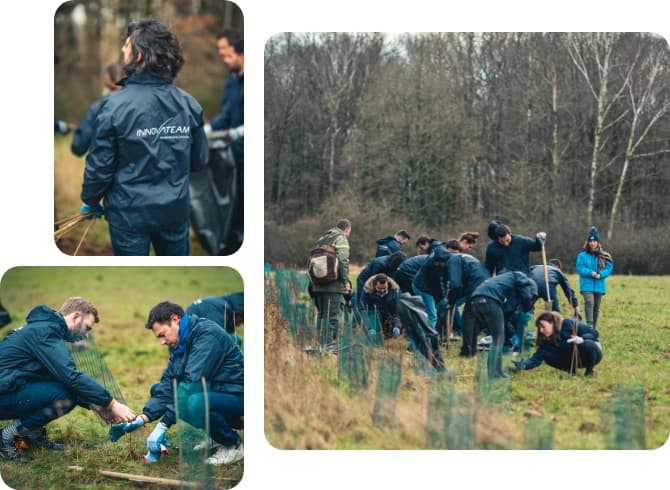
xmin=0 ymin=267 xmax=243 ymax=489
xmin=54 ymin=135 xmax=210 ymax=256
xmin=265 ymin=272 xmax=670 ymax=450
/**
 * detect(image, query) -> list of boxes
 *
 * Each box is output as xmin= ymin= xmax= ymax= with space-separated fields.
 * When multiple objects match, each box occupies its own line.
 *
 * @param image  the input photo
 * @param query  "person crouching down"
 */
xmin=513 ymin=311 xmax=603 ymax=377
xmin=109 ymin=301 xmax=244 ymax=466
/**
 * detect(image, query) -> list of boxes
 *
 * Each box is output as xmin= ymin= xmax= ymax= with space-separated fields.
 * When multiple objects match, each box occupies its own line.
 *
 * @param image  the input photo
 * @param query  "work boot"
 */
xmin=23 ymin=427 xmax=65 ymax=451
xmin=0 ymin=428 xmax=31 ymax=461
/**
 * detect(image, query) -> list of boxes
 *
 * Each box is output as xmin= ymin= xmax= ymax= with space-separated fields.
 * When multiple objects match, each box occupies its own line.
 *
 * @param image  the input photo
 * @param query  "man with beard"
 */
xmin=80 ymin=19 xmax=209 ymax=255
xmin=0 ymin=298 xmax=137 ymax=461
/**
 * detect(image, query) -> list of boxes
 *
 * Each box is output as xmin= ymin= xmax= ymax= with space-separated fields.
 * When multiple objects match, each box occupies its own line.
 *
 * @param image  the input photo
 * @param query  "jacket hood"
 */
xmin=376 ymin=235 xmax=396 ymax=245
xmin=26 ymin=305 xmax=67 ymax=336
xmin=225 ymin=292 xmax=244 ymax=313
xmin=363 ymin=274 xmax=400 ymax=294
xmin=488 ymin=219 xmax=502 ymax=241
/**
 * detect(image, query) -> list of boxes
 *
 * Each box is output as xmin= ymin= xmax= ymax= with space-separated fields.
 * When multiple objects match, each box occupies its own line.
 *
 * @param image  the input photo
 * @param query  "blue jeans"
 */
xmin=0 ymin=381 xmax=78 ymax=430
xmin=181 ymin=392 xmax=243 ymax=447
xmin=413 ymin=287 xmax=437 ymax=327
xmin=109 ymin=221 xmax=190 ymax=256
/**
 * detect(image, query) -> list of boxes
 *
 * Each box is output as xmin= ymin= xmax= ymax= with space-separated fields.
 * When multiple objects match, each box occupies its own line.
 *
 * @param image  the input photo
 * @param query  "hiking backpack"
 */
xmin=307 ymin=234 xmax=340 ymax=285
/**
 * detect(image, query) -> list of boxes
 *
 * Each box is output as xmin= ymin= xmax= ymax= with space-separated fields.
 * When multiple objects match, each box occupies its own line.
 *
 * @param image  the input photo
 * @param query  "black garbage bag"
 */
xmin=189 ymin=138 xmax=243 ymax=255
xmin=398 ymin=293 xmax=445 ymax=370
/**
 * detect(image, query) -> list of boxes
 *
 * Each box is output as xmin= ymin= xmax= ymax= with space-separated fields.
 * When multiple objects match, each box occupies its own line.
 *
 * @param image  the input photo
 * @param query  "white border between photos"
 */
xmin=0 ymin=1 xmax=668 ymax=489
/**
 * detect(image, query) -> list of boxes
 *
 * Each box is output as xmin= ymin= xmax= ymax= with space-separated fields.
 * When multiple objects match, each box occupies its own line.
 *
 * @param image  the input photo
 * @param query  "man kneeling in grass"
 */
xmin=0 ymin=297 xmax=137 ymax=461
xmin=109 ymin=301 xmax=244 ymax=466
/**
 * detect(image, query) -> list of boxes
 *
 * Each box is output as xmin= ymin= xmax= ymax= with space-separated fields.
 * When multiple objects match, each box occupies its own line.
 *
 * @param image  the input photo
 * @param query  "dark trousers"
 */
xmin=576 ymin=340 xmax=603 ymax=372
xmin=0 ymin=381 xmax=77 ymax=430
xmin=181 ymin=392 xmax=243 ymax=448
xmin=469 ymin=296 xmax=506 ymax=378
xmin=314 ymin=292 xmax=343 ymax=346
xmin=109 ymin=221 xmax=190 ymax=256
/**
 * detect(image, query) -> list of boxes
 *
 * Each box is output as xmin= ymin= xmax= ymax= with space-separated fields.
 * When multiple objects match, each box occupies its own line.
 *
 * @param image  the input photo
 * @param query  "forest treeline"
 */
xmin=264 ymin=32 xmax=670 ymax=274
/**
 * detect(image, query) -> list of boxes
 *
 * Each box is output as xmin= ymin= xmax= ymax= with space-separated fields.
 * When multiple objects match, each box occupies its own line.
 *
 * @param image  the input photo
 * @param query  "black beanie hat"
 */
xmin=587 ymin=226 xmax=600 ymax=242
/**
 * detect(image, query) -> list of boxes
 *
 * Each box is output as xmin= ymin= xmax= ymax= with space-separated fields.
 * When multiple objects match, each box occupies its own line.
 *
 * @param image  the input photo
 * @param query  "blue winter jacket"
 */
xmin=210 ymin=72 xmax=244 ymax=163
xmin=445 ymin=253 xmax=491 ymax=305
xmin=470 ymin=271 xmax=538 ymax=314
xmin=185 ymin=293 xmax=244 ymax=334
xmin=375 ymin=236 xmax=401 ymax=257
xmin=485 ymin=234 xmax=542 ymax=276
xmin=576 ymin=249 xmax=613 ymax=294
xmin=71 ymin=95 xmax=109 ymax=156
xmin=0 ymin=306 xmax=112 ymax=407
xmin=81 ymin=73 xmax=209 ymax=232
xmin=142 ymin=314 xmax=243 ymax=427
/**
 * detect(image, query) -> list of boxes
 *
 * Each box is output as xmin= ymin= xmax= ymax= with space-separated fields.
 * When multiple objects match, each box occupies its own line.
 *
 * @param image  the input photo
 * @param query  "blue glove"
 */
xmin=368 ymin=328 xmax=377 ymax=338
xmin=109 ymin=415 xmax=144 ymax=442
xmin=146 ymin=421 xmax=169 ymax=453
xmin=511 ymin=360 xmax=526 ymax=370
xmin=80 ymin=202 xmax=104 ymax=219
xmin=392 ymin=327 xmax=401 ymax=338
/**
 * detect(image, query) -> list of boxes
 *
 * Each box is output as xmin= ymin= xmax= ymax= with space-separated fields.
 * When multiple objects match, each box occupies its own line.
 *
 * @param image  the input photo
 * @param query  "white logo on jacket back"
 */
xmin=136 ymin=117 xmax=190 ymax=142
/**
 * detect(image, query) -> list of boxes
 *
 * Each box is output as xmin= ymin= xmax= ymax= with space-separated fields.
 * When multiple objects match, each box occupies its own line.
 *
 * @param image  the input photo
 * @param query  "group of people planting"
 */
xmin=0 ymin=294 xmax=244 ymax=465
xmin=308 ymin=218 xmax=613 ymax=379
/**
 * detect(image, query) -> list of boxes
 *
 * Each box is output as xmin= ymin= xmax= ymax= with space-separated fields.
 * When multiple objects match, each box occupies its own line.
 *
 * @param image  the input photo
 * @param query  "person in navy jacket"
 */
xmin=530 ymin=259 xmax=578 ymax=313
xmin=80 ymin=20 xmax=209 ymax=256
xmin=374 ymin=230 xmax=411 ymax=257
xmin=355 ymin=251 xmax=406 ymax=307
xmin=0 ymin=298 xmax=136 ymax=461
xmin=513 ymin=311 xmax=603 ymax=376
xmin=575 ymin=226 xmax=613 ymax=328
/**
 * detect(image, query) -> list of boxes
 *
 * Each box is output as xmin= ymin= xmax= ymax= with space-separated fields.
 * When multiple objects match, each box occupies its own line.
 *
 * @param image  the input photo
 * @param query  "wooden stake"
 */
xmin=99 ymin=470 xmax=201 ymax=488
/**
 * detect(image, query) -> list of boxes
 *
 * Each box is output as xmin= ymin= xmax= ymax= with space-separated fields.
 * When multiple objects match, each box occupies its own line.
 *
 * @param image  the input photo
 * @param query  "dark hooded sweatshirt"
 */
xmin=0 ymin=305 xmax=112 ymax=407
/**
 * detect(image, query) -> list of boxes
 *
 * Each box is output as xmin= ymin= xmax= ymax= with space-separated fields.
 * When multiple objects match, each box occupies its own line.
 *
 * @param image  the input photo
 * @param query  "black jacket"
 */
xmin=71 ymin=95 xmax=109 ymax=156
xmin=375 ymin=235 xmax=401 ymax=257
xmin=81 ymin=73 xmax=209 ymax=232
xmin=185 ymin=293 xmax=244 ymax=334
xmin=485 ymin=234 xmax=542 ymax=276
xmin=530 ymin=264 xmax=577 ymax=304
xmin=445 ymin=253 xmax=491 ymax=305
xmin=142 ymin=314 xmax=244 ymax=426
xmin=211 ymin=72 xmax=244 ymax=163
xmin=0 ymin=306 xmax=112 ymax=407
xmin=523 ymin=319 xmax=600 ymax=371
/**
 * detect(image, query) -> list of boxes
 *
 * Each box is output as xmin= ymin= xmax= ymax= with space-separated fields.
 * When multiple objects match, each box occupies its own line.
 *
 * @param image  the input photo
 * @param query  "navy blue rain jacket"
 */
xmin=71 ymin=95 xmax=109 ymax=156
xmin=375 ymin=235 xmax=401 ymax=257
xmin=393 ymin=255 xmax=429 ymax=292
xmin=0 ymin=306 xmax=112 ymax=407
xmin=470 ymin=271 xmax=538 ymax=314
xmin=412 ymin=250 xmax=451 ymax=302
xmin=210 ymin=72 xmax=244 ymax=163
xmin=523 ymin=319 xmax=600 ymax=371
xmin=530 ymin=265 xmax=577 ymax=305
xmin=485 ymin=234 xmax=542 ymax=276
xmin=81 ymin=73 xmax=209 ymax=232
xmin=445 ymin=253 xmax=491 ymax=305
xmin=185 ymin=293 xmax=244 ymax=334
xmin=142 ymin=314 xmax=244 ymax=427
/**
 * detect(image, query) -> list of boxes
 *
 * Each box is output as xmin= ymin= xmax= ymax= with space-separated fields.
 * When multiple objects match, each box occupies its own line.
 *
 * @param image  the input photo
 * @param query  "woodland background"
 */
xmin=264 ymin=32 xmax=670 ymax=273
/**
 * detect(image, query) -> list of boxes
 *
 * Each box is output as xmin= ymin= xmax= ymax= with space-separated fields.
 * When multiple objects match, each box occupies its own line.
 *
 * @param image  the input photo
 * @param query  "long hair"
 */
xmin=123 ymin=19 xmax=184 ymax=78
xmin=534 ymin=311 xmax=563 ymax=347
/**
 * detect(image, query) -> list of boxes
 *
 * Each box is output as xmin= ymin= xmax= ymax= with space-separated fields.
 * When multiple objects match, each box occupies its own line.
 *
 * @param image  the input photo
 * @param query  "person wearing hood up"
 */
xmin=575 ymin=226 xmax=613 ymax=329
xmin=186 ymin=292 xmax=244 ymax=348
xmin=374 ymin=230 xmax=411 ymax=257
xmin=0 ymin=297 xmax=137 ymax=461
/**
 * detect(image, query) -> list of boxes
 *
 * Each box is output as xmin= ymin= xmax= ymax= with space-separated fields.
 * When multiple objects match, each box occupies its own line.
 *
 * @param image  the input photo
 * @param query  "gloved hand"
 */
xmin=80 ymin=202 xmax=104 ymax=219
xmin=204 ymin=123 xmax=212 ymax=136
xmin=511 ymin=360 xmax=525 ymax=370
xmin=143 ymin=442 xmax=170 ymax=464
xmin=536 ymin=231 xmax=547 ymax=242
xmin=392 ymin=327 xmax=401 ymax=338
xmin=228 ymin=125 xmax=244 ymax=141
xmin=567 ymin=336 xmax=584 ymax=345
xmin=55 ymin=120 xmax=70 ymax=134
xmin=368 ymin=328 xmax=377 ymax=338
xmin=146 ymin=421 xmax=169 ymax=453
xmin=109 ymin=415 xmax=144 ymax=442
xmin=571 ymin=295 xmax=579 ymax=308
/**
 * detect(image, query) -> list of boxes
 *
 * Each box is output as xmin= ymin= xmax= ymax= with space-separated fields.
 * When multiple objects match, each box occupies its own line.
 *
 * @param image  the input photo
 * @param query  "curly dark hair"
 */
xmin=123 ymin=19 xmax=184 ymax=78
xmin=145 ymin=301 xmax=184 ymax=329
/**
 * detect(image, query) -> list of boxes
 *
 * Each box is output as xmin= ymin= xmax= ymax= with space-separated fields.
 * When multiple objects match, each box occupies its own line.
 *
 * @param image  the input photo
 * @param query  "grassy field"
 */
xmin=54 ymin=134 xmax=210 ymax=256
xmin=0 ymin=267 xmax=243 ymax=489
xmin=265 ymin=272 xmax=670 ymax=450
